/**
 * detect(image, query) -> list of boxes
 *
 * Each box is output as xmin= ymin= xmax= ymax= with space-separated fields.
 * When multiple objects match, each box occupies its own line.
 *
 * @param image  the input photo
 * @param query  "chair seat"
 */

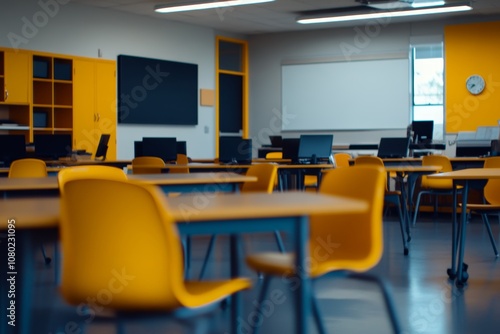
xmin=183 ymin=278 xmax=251 ymax=308
xmin=459 ymin=203 xmax=500 ymax=211
xmin=247 ymin=251 xmax=374 ymax=279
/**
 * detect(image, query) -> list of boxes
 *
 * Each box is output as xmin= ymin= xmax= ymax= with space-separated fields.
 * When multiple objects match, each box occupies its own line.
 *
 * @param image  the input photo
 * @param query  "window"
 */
xmin=411 ymin=43 xmax=444 ymax=141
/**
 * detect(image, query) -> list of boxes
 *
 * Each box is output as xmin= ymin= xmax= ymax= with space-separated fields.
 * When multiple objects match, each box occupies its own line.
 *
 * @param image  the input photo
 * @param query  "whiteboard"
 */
xmin=281 ymin=58 xmax=410 ymax=131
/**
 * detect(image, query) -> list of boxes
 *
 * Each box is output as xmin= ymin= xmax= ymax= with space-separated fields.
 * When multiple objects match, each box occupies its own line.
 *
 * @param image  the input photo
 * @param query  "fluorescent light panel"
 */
xmin=297 ymin=3 xmax=472 ymax=24
xmin=155 ymin=0 xmax=274 ymax=13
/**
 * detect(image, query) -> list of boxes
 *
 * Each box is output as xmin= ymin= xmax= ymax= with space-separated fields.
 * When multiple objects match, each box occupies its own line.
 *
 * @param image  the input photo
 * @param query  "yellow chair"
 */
xmin=265 ymin=151 xmax=282 ymax=160
xmin=8 ymin=158 xmax=51 ymax=263
xmin=245 ymin=165 xmax=401 ymax=333
xmin=460 ymin=156 xmax=500 ymax=256
xmin=169 ymin=153 xmax=190 ymax=174
xmin=198 ymin=163 xmax=282 ymax=279
xmin=355 ymin=156 xmax=409 ymax=254
xmin=131 ymin=156 xmax=165 ymax=174
xmin=333 ymin=152 xmax=352 ymax=167
xmin=8 ymin=158 xmax=47 ymax=178
xmin=412 ymin=155 xmax=461 ymax=226
xmin=58 ymin=165 xmax=128 ymax=188
xmin=58 ymin=177 xmax=251 ymax=332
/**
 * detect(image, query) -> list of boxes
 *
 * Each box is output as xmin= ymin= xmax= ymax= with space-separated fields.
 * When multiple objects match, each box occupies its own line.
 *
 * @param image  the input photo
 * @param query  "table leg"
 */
xmin=456 ymin=182 xmax=469 ymax=287
xmin=230 ymin=234 xmax=243 ymax=334
xmin=294 ymin=216 xmax=310 ymax=334
xmin=447 ymin=184 xmax=458 ymax=280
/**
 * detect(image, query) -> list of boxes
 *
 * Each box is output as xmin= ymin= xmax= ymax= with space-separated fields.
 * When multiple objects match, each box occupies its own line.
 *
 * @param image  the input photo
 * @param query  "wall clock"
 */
xmin=466 ymin=74 xmax=485 ymax=95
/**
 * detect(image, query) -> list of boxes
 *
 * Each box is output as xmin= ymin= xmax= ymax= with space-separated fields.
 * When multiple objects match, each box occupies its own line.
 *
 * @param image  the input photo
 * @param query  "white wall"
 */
xmin=247 ymin=15 xmax=500 ymax=156
xmin=0 ymin=0 xmax=221 ymax=159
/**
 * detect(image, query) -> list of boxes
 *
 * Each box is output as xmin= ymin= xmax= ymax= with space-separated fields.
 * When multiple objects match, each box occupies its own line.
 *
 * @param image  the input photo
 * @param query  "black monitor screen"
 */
xmin=377 ymin=137 xmax=410 ymax=159
xmin=269 ymin=135 xmax=283 ymax=147
xmin=282 ymin=138 xmax=300 ymax=162
xmin=142 ymin=137 xmax=177 ymax=162
xmin=134 ymin=141 xmax=143 ymax=158
xmin=298 ymin=135 xmax=334 ymax=162
xmin=34 ymin=134 xmax=72 ymax=160
xmin=0 ymin=135 xmax=26 ymax=167
xmin=412 ymin=120 xmax=434 ymax=144
xmin=95 ymin=134 xmax=110 ymax=160
xmin=219 ymin=136 xmax=252 ymax=164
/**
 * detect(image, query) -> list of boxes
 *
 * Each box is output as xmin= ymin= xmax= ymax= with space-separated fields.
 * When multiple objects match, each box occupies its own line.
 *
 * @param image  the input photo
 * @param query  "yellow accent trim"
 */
xmin=215 ymin=36 xmax=249 ymax=157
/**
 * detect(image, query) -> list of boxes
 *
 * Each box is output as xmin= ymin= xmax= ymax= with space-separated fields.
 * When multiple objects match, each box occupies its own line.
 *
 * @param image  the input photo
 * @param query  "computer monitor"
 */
xmin=269 ymin=135 xmax=283 ymax=147
xmin=176 ymin=141 xmax=187 ymax=155
xmin=34 ymin=134 xmax=72 ymax=160
xmin=219 ymin=136 xmax=252 ymax=164
xmin=94 ymin=134 xmax=110 ymax=161
xmin=142 ymin=137 xmax=178 ymax=163
xmin=412 ymin=120 xmax=434 ymax=144
xmin=282 ymin=138 xmax=300 ymax=163
xmin=298 ymin=134 xmax=334 ymax=164
xmin=377 ymin=137 xmax=410 ymax=159
xmin=0 ymin=135 xmax=27 ymax=167
xmin=134 ymin=141 xmax=143 ymax=158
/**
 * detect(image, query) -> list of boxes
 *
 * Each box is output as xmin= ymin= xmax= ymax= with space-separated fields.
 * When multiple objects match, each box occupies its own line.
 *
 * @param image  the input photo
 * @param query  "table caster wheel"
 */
xmin=447 ymin=268 xmax=456 ymax=280
xmin=404 ymin=248 xmax=409 ymax=256
xmin=44 ymin=257 xmax=52 ymax=265
xmin=462 ymin=263 xmax=469 ymax=271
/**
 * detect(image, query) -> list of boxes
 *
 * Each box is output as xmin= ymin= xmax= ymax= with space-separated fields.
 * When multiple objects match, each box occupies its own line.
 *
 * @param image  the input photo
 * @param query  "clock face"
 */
xmin=466 ymin=75 xmax=485 ymax=95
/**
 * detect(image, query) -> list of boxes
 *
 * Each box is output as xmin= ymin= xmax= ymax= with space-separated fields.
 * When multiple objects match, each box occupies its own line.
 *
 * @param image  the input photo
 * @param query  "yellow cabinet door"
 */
xmin=4 ymin=51 xmax=29 ymax=104
xmin=73 ymin=59 xmax=97 ymax=154
xmin=73 ymin=59 xmax=116 ymax=160
xmin=95 ymin=61 xmax=117 ymax=160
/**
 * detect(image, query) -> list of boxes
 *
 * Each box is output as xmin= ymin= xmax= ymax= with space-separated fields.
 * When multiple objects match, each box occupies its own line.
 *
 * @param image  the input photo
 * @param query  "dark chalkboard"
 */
xmin=117 ymin=55 xmax=198 ymax=125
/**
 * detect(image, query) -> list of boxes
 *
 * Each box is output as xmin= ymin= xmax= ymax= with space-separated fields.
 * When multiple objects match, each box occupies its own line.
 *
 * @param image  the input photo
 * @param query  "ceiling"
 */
xmin=71 ymin=0 xmax=500 ymax=35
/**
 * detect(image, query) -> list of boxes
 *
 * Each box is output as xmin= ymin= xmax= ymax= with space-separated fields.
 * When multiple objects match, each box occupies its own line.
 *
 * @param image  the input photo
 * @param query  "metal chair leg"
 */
xmin=481 ymin=213 xmax=499 ymax=257
xmin=274 ymin=231 xmax=285 ymax=253
xmin=312 ymin=294 xmax=327 ymax=334
xmin=349 ymin=273 xmax=403 ymax=334
xmin=199 ymin=235 xmax=217 ymax=280
xmin=252 ymin=275 xmax=272 ymax=334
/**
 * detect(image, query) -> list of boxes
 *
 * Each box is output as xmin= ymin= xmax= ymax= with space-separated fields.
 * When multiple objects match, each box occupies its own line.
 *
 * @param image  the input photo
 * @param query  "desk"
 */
xmin=0 ymin=192 xmax=368 ymax=334
xmin=154 ymin=163 xmax=333 ymax=191
xmin=0 ymin=198 xmax=59 ymax=334
xmin=385 ymin=165 xmax=443 ymax=255
xmin=128 ymin=172 xmax=256 ymax=194
xmin=0 ymin=173 xmax=254 ymax=196
xmin=0 ymin=176 xmax=59 ymax=197
xmin=427 ymin=168 xmax=500 ymax=287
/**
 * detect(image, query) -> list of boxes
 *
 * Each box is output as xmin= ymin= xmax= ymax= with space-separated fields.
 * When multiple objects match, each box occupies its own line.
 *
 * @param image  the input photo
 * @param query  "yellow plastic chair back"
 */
xmin=241 ymin=163 xmax=278 ymax=193
xmin=483 ymin=157 xmax=500 ymax=204
xmin=58 ymin=165 xmax=127 ymax=195
xmin=8 ymin=158 xmax=48 ymax=178
xmin=420 ymin=155 xmax=453 ymax=190
xmin=265 ymin=151 xmax=283 ymax=159
xmin=333 ymin=152 xmax=351 ymax=168
xmin=354 ymin=156 xmax=389 ymax=190
xmin=309 ymin=165 xmax=386 ymax=276
xmin=59 ymin=178 xmax=250 ymax=311
xmin=132 ymin=156 xmax=165 ymax=174
xmin=169 ymin=154 xmax=190 ymax=174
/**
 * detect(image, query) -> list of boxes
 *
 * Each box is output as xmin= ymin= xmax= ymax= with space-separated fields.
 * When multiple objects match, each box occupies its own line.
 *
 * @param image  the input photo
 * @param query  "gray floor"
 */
xmin=30 ymin=211 xmax=500 ymax=334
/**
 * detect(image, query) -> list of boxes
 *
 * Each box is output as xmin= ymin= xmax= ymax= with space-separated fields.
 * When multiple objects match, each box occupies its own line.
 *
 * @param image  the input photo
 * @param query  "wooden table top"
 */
xmin=165 ymin=191 xmax=368 ymax=222
xmin=0 ymin=197 xmax=59 ymax=229
xmin=427 ymin=168 xmax=500 ymax=180
xmin=128 ymin=172 xmax=256 ymax=185
xmin=0 ymin=176 xmax=58 ymax=191
xmin=0 ymin=192 xmax=368 ymax=229
xmin=385 ymin=165 xmax=443 ymax=173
